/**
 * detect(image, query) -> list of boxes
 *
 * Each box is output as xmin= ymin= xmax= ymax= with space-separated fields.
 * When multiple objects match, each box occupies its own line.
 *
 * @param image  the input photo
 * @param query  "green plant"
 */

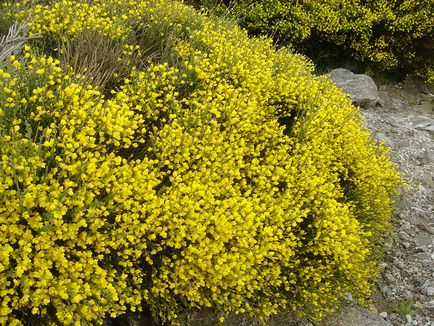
xmin=193 ymin=0 xmax=434 ymax=83
xmin=391 ymin=300 xmax=417 ymax=316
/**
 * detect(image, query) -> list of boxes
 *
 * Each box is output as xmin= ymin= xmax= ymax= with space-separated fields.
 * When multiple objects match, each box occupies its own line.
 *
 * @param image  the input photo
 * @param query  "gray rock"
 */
xmin=403 ymin=242 xmax=411 ymax=248
xmin=375 ymin=132 xmax=387 ymax=142
xmin=296 ymin=318 xmax=314 ymax=326
xmin=329 ymin=68 xmax=379 ymax=108
xmin=396 ymin=197 xmax=413 ymax=211
xmin=415 ymin=234 xmax=434 ymax=248
xmin=408 ymin=116 xmax=434 ymax=132
xmin=421 ymin=150 xmax=434 ymax=165
xmin=113 ymin=314 xmax=158 ymax=326
xmin=380 ymin=311 xmax=388 ymax=319
xmin=384 ymin=272 xmax=397 ymax=283
xmin=378 ymin=79 xmax=434 ymax=112
xmin=319 ymin=302 xmax=391 ymax=326
xmin=422 ymin=281 xmax=434 ymax=295
xmin=414 ymin=100 xmax=434 ymax=115
xmin=415 ymin=251 xmax=432 ymax=261
xmin=416 ymin=223 xmax=434 ymax=235
xmin=391 ymin=98 xmax=411 ymax=111
xmin=377 ymin=89 xmax=412 ymax=111
xmin=374 ymin=132 xmax=394 ymax=148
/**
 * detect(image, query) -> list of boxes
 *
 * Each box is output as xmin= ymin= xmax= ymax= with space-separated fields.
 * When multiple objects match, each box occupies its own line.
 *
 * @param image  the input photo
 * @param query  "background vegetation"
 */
xmin=194 ymin=0 xmax=434 ymax=82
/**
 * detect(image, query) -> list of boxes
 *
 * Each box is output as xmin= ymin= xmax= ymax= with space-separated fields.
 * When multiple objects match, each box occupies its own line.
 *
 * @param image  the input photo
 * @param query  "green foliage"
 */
xmin=1 ymin=0 xmax=401 ymax=325
xmin=194 ymin=0 xmax=434 ymax=83
xmin=391 ymin=300 xmax=417 ymax=316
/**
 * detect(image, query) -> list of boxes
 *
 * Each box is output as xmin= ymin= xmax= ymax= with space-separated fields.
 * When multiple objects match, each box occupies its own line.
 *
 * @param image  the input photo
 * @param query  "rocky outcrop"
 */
xmin=329 ymin=68 xmax=379 ymax=108
xmin=319 ymin=302 xmax=391 ymax=326
xmin=360 ymin=78 xmax=434 ymax=326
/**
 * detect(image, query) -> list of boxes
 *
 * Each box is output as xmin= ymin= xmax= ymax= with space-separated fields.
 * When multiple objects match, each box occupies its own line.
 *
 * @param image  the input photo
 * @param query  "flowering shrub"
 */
xmin=1 ymin=0 xmax=401 ymax=325
xmin=195 ymin=0 xmax=434 ymax=83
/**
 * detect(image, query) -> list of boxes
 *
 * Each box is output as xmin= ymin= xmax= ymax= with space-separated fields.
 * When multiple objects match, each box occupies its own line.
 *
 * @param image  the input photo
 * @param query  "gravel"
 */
xmin=361 ymin=79 xmax=434 ymax=326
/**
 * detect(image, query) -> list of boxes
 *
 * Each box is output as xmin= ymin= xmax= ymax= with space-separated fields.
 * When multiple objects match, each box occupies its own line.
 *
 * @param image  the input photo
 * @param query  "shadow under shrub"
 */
xmin=1 ymin=0 xmax=401 ymax=325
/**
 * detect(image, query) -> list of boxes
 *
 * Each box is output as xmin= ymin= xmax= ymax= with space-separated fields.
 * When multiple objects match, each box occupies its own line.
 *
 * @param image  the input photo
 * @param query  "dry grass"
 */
xmin=0 ymin=22 xmax=39 ymax=64
xmin=58 ymin=30 xmax=131 ymax=93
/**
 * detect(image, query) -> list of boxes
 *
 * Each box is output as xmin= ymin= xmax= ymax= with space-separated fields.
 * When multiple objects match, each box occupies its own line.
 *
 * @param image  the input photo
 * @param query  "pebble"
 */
xmin=421 ymin=150 xmax=434 ymax=165
xmin=375 ymin=132 xmax=394 ymax=147
xmin=417 ymin=223 xmax=434 ymax=235
xmin=407 ymin=116 xmax=434 ymax=132
xmin=401 ymin=221 xmax=412 ymax=231
xmin=409 ymin=267 xmax=419 ymax=274
xmin=414 ymin=252 xmax=432 ymax=261
xmin=415 ymin=235 xmax=434 ymax=248
xmin=384 ymin=272 xmax=397 ymax=283
xmin=379 ymin=312 xmax=388 ymax=318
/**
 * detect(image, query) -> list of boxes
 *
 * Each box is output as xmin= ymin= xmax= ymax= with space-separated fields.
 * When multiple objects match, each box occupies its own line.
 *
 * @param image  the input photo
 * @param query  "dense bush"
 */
xmin=195 ymin=0 xmax=434 ymax=82
xmin=1 ymin=0 xmax=401 ymax=325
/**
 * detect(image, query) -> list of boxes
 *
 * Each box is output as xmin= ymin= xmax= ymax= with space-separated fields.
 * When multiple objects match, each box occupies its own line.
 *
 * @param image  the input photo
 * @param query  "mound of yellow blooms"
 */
xmin=0 ymin=0 xmax=401 ymax=325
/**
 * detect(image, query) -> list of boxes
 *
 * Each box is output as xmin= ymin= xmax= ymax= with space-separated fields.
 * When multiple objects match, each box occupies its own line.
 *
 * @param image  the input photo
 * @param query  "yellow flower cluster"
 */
xmin=198 ymin=0 xmax=434 ymax=82
xmin=8 ymin=0 xmax=127 ymax=40
xmin=0 ymin=50 xmax=165 ymax=324
xmin=1 ymin=0 xmax=401 ymax=324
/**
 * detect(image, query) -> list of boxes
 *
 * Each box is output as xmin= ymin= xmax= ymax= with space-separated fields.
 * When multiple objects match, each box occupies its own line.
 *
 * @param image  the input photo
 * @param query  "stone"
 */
xmin=414 ymin=101 xmax=434 ymax=115
xmin=384 ymin=272 xmax=397 ymax=283
xmin=409 ymin=267 xmax=419 ymax=274
xmin=329 ymin=68 xmax=379 ymax=108
xmin=113 ymin=314 xmax=158 ymax=326
xmin=398 ymin=231 xmax=410 ymax=240
xmin=296 ymin=318 xmax=315 ymax=326
xmin=319 ymin=302 xmax=391 ymax=326
xmin=415 ymin=234 xmax=434 ymax=248
xmin=395 ymin=197 xmax=412 ymax=211
xmin=368 ymin=304 xmax=378 ymax=314
xmin=422 ymin=281 xmax=434 ymax=296
xmin=416 ymin=223 xmax=434 ymax=235
xmin=421 ymin=150 xmax=434 ymax=165
xmin=391 ymin=98 xmax=410 ymax=110
xmin=415 ymin=251 xmax=432 ymax=261
xmin=408 ymin=116 xmax=434 ymax=133
xmin=380 ymin=311 xmax=388 ymax=318
xmin=374 ymin=132 xmax=394 ymax=148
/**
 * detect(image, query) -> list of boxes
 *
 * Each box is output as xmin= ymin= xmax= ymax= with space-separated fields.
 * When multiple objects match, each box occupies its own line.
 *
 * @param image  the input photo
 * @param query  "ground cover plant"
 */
xmin=0 ymin=0 xmax=401 ymax=325
xmin=194 ymin=0 xmax=434 ymax=83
